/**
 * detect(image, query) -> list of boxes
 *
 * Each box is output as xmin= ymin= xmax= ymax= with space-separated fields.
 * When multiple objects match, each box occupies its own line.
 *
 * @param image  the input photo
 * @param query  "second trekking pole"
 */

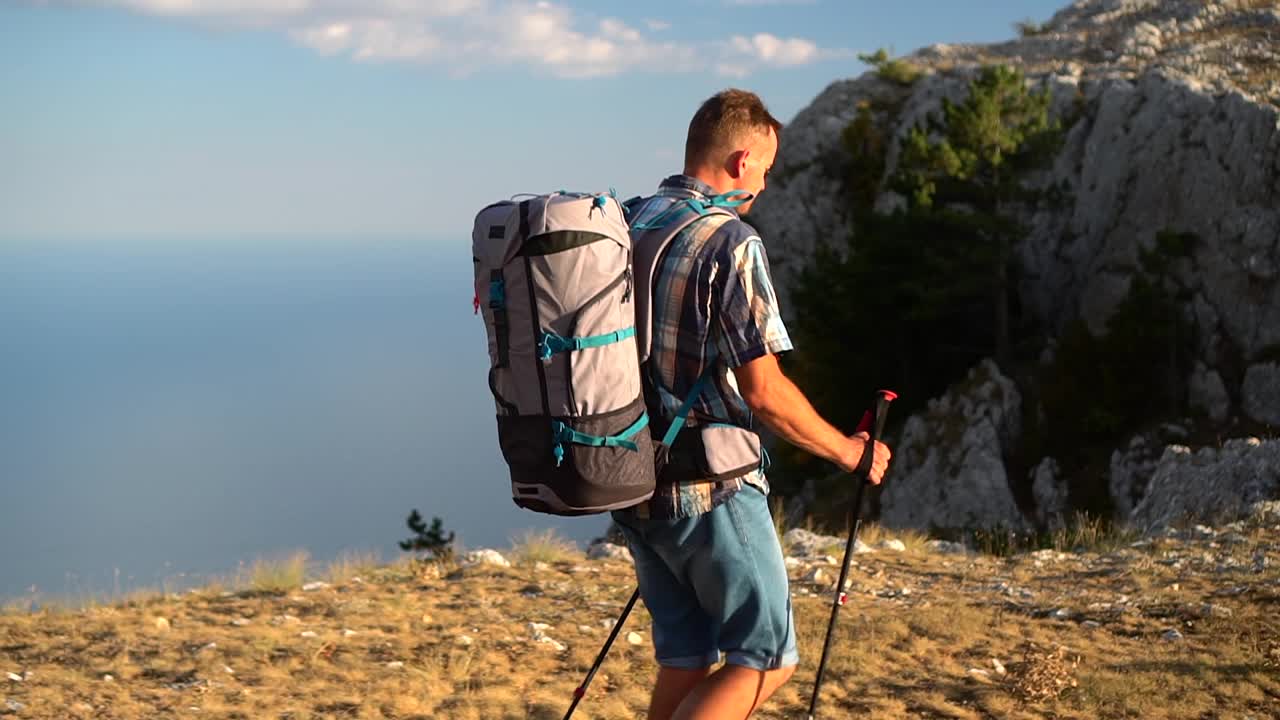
xmin=806 ymin=388 xmax=897 ymax=720
xmin=562 ymin=585 xmax=640 ymax=720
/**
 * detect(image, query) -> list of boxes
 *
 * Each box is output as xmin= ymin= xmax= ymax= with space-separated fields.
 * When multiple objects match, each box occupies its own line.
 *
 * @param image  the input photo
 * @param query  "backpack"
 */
xmin=627 ymin=189 xmax=768 ymax=485
xmin=472 ymin=191 xmax=654 ymax=515
xmin=472 ymin=188 xmax=766 ymax=516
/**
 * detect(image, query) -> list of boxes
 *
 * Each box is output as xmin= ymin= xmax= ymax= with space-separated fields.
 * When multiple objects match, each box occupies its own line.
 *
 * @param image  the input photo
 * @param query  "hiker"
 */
xmin=612 ymin=88 xmax=893 ymax=720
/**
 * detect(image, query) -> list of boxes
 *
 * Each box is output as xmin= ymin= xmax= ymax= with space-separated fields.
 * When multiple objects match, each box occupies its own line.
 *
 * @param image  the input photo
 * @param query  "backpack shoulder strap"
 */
xmin=630 ymin=190 xmax=752 ymax=365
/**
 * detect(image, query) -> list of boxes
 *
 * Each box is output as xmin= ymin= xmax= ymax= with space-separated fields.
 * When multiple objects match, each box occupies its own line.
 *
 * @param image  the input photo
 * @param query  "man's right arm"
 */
xmin=733 ymin=353 xmax=891 ymax=483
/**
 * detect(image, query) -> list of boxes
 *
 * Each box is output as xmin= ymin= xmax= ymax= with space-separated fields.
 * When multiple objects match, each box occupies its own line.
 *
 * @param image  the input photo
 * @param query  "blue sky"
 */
xmin=0 ymin=0 xmax=1066 ymax=241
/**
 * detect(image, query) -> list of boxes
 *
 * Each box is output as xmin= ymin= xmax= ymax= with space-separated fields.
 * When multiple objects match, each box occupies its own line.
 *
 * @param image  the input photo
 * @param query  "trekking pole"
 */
xmin=562 ymin=586 xmax=640 ymax=720
xmin=806 ymin=389 xmax=897 ymax=720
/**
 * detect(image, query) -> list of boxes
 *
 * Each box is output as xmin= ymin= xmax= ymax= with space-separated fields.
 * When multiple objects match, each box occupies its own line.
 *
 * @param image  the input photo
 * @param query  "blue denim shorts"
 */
xmin=611 ymin=484 xmax=799 ymax=672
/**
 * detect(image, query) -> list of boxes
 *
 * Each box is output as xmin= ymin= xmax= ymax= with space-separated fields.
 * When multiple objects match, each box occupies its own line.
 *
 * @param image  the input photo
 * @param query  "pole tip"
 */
xmin=877 ymin=389 xmax=899 ymax=402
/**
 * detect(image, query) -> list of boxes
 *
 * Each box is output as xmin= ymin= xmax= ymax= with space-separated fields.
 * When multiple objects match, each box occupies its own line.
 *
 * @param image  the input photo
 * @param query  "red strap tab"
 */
xmin=473 ymin=293 xmax=480 ymax=315
xmin=855 ymin=411 xmax=872 ymax=434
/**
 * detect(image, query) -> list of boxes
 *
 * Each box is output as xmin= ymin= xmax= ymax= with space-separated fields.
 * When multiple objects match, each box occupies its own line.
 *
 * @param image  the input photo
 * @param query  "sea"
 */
xmin=0 ymin=236 xmax=612 ymax=607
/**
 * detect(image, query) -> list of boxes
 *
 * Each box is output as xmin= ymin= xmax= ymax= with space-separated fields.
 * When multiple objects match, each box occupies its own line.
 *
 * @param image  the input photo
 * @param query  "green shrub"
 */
xmin=399 ymin=510 xmax=457 ymax=563
xmin=1014 ymin=19 xmax=1053 ymax=37
xmin=858 ymin=48 xmax=922 ymax=86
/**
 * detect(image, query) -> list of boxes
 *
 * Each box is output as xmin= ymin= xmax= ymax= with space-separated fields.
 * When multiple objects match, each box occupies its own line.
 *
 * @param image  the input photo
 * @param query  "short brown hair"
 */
xmin=684 ymin=89 xmax=782 ymax=170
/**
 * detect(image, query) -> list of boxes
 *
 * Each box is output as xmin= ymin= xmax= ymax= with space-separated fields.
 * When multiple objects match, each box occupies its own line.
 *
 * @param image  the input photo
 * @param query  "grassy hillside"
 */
xmin=2 ymin=520 xmax=1277 ymax=719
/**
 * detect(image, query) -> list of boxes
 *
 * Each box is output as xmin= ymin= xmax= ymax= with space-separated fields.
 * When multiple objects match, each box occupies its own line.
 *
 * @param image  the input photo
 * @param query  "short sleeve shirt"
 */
xmin=624 ymin=175 xmax=793 ymax=520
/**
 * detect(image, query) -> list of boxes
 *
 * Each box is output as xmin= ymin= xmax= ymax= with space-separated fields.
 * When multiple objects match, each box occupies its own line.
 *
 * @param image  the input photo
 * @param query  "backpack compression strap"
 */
xmin=551 ymin=414 xmax=650 ymax=468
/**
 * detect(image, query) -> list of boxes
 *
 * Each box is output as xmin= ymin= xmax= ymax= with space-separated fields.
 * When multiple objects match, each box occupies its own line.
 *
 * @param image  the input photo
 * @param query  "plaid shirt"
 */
xmin=623 ymin=175 xmax=793 ymax=520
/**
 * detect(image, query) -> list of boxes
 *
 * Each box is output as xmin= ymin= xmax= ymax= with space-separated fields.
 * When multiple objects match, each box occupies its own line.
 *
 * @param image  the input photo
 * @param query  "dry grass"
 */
xmin=507 ymin=529 xmax=582 ymax=567
xmin=852 ymin=521 xmax=932 ymax=553
xmin=246 ymin=549 xmax=310 ymax=594
xmin=327 ymin=549 xmax=383 ymax=585
xmin=1 ymin=526 xmax=1276 ymax=719
xmin=1051 ymin=512 xmax=1139 ymax=553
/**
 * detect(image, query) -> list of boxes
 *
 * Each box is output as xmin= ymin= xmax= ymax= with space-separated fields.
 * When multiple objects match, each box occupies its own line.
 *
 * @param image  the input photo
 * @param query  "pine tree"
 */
xmin=893 ymin=65 xmax=1061 ymax=368
xmin=398 ymin=510 xmax=456 ymax=563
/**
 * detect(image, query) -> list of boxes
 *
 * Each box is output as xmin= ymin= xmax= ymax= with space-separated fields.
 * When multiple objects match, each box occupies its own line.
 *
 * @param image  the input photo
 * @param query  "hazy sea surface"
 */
xmin=0 ymin=237 xmax=610 ymax=605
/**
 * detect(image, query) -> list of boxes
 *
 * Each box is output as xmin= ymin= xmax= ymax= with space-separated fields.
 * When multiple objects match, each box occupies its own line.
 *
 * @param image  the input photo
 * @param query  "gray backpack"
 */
xmin=473 ymin=192 xmax=654 ymax=515
xmin=473 ymin=189 xmax=767 ymax=516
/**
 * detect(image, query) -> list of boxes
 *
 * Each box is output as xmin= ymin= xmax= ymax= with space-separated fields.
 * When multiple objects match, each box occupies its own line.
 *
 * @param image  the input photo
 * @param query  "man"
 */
xmin=612 ymin=88 xmax=893 ymax=720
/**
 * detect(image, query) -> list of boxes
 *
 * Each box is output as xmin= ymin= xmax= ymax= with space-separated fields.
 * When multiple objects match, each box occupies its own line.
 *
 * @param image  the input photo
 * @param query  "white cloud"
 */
xmin=72 ymin=1 xmax=844 ymax=78
xmin=718 ymin=32 xmax=854 ymax=75
xmin=729 ymin=33 xmax=818 ymax=66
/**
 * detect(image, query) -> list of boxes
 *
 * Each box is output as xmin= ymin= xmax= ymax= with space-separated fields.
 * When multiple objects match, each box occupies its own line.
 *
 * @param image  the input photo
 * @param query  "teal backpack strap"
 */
xmin=659 ymin=362 xmax=717 ymax=451
xmin=551 ymin=412 xmax=650 ymax=468
xmin=631 ymin=190 xmax=753 ymax=231
xmin=538 ymin=327 xmax=636 ymax=361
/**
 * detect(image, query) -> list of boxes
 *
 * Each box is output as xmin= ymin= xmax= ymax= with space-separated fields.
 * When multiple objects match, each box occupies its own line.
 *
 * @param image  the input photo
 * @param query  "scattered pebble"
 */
xmin=926 ymin=540 xmax=968 ymax=555
xmin=966 ymin=668 xmax=992 ymax=683
xmin=1200 ymin=603 xmax=1233 ymax=618
xmin=154 ymin=617 xmax=171 ymax=631
xmin=537 ymin=636 xmax=567 ymax=651
xmin=386 ymin=661 xmax=405 ymax=669
xmin=878 ymin=539 xmax=907 ymax=552
xmin=462 ymin=549 xmax=512 ymax=568
xmin=806 ymin=568 xmax=831 ymax=585
xmin=300 ymin=631 xmax=318 ymax=639
xmin=587 ymin=543 xmax=632 ymax=562
xmin=626 ymin=632 xmax=644 ymax=646
xmin=455 ymin=635 xmax=474 ymax=647
xmin=302 ymin=582 xmax=330 ymax=592
xmin=4 ymin=673 xmax=22 ymax=683
xmin=1162 ymin=629 xmax=1184 ymax=642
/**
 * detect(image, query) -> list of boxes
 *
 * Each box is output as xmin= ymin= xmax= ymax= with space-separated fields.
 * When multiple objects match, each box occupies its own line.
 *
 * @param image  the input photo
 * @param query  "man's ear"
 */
xmin=726 ymin=149 xmax=749 ymax=180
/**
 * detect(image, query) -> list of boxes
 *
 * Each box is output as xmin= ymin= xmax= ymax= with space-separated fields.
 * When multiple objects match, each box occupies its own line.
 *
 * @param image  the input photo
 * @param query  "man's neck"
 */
xmin=683 ymin=167 xmax=733 ymax=196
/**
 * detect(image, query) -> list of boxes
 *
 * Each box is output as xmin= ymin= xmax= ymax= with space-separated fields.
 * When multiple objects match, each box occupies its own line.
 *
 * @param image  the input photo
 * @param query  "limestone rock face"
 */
xmin=1189 ymin=362 xmax=1230 ymax=423
xmin=1130 ymin=438 xmax=1280 ymax=530
xmin=1109 ymin=433 xmax=1165 ymax=519
xmin=879 ymin=359 xmax=1028 ymax=531
xmin=1031 ymin=458 xmax=1069 ymax=531
xmin=754 ymin=0 xmax=1280 ymax=426
xmin=1242 ymin=363 xmax=1280 ymax=426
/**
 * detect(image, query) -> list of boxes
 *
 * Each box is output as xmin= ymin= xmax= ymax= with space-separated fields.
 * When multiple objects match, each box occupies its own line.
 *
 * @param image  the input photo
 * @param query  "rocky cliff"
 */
xmin=755 ymin=0 xmax=1280 ymax=531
